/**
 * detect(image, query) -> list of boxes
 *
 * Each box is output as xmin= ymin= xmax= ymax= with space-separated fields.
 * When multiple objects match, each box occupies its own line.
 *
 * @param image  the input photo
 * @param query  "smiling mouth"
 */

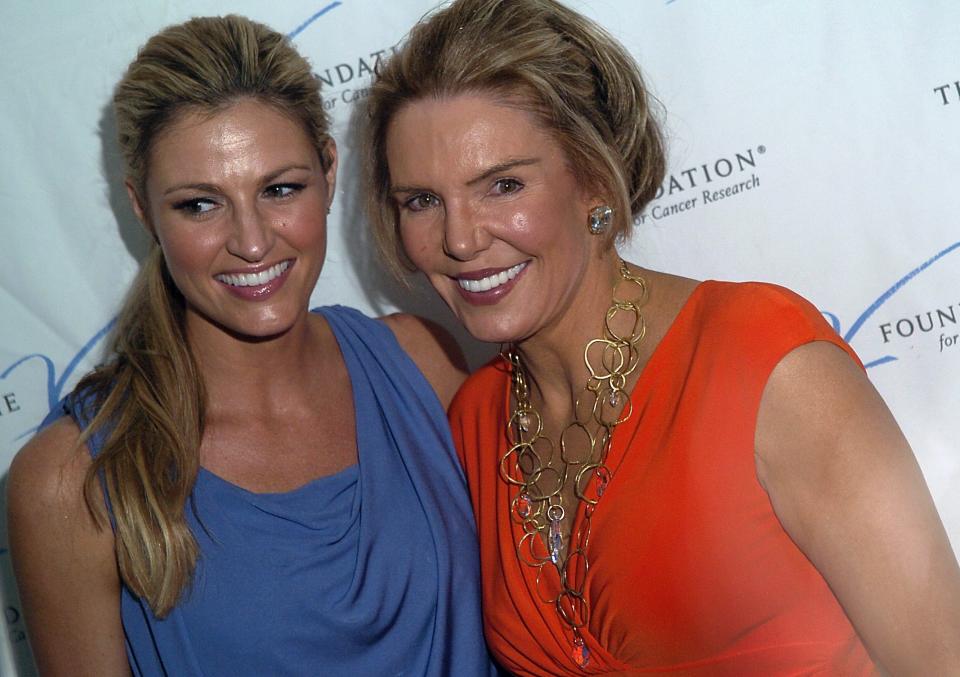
xmin=457 ymin=262 xmax=527 ymax=293
xmin=215 ymin=261 xmax=291 ymax=287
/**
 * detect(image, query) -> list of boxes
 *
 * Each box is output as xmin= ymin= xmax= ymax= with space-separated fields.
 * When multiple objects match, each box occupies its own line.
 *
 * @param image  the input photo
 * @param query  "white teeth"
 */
xmin=216 ymin=261 xmax=290 ymax=287
xmin=458 ymin=262 xmax=526 ymax=293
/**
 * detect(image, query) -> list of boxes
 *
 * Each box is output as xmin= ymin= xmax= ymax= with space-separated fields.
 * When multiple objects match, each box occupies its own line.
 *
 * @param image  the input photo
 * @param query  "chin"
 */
xmin=440 ymin=280 xmax=544 ymax=346
xmin=242 ymin=308 xmax=304 ymax=338
xmin=189 ymin=303 xmax=302 ymax=343
xmin=456 ymin=313 xmax=529 ymax=346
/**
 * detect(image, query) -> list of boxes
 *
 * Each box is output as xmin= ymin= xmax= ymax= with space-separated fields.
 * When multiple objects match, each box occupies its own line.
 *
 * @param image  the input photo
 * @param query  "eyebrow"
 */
xmin=162 ymin=164 xmax=314 ymax=196
xmin=466 ymin=157 xmax=540 ymax=187
xmin=389 ymin=157 xmax=541 ymax=195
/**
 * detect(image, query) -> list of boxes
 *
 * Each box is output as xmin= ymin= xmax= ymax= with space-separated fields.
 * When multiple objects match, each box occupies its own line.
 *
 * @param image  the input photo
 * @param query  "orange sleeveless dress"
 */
xmin=448 ymin=282 xmax=876 ymax=676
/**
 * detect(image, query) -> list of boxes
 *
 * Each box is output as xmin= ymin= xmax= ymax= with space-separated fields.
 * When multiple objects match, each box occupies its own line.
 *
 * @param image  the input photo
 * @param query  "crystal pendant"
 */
xmin=550 ymin=527 xmax=563 ymax=564
xmin=517 ymin=493 xmax=532 ymax=518
xmin=518 ymin=413 xmax=532 ymax=432
xmin=549 ymin=532 xmax=562 ymax=564
xmin=572 ymin=635 xmax=590 ymax=668
xmin=548 ymin=516 xmax=562 ymax=564
xmin=608 ymin=390 xmax=620 ymax=407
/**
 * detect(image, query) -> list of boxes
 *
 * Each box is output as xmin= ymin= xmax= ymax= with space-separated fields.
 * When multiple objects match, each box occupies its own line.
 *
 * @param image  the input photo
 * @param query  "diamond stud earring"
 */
xmin=588 ymin=205 xmax=613 ymax=235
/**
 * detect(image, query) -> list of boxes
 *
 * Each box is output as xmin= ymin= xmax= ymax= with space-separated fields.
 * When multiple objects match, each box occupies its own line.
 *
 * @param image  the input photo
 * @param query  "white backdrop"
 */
xmin=1 ymin=1 xmax=957 ymax=673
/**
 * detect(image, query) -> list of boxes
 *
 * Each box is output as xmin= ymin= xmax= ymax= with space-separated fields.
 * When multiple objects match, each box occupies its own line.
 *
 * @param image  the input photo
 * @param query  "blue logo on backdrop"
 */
xmin=821 ymin=241 xmax=960 ymax=369
xmin=286 ymin=3 xmax=395 ymax=112
xmin=288 ymin=2 xmax=343 ymax=40
xmin=1 ymin=319 xmax=115 ymax=440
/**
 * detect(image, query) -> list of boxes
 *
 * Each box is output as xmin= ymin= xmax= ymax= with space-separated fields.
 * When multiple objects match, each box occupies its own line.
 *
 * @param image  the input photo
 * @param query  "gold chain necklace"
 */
xmin=501 ymin=260 xmax=647 ymax=669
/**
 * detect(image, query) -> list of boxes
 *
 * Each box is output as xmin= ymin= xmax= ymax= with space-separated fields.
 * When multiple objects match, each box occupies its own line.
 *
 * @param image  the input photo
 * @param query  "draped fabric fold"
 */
xmin=54 ymin=305 xmax=496 ymax=677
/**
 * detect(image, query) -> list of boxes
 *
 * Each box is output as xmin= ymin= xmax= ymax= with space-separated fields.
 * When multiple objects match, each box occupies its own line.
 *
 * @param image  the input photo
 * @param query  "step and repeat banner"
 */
xmin=1 ymin=1 xmax=957 ymax=673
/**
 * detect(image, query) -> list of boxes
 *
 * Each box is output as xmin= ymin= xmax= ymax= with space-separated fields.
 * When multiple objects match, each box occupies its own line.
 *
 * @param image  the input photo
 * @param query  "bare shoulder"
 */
xmin=8 ymin=416 xmax=92 ymax=516
xmin=754 ymin=339 xmax=893 ymax=506
xmin=755 ymin=340 xmax=960 ymax=672
xmin=755 ymin=340 xmax=871 ymax=471
xmin=380 ymin=313 xmax=469 ymax=408
xmin=7 ymin=414 xmax=110 ymax=558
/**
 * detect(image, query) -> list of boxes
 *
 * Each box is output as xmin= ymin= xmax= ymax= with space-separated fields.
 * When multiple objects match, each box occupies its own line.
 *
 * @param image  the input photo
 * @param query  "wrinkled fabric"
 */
xmin=56 ymin=305 xmax=496 ymax=677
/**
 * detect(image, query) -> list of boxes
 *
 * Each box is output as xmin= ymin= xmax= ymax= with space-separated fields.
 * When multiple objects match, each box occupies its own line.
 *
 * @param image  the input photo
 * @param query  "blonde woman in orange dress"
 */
xmin=362 ymin=0 xmax=960 ymax=674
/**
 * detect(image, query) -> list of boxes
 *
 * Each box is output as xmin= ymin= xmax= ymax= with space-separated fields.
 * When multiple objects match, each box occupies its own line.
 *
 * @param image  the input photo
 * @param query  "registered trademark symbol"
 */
xmin=757 ymin=145 xmax=766 ymax=154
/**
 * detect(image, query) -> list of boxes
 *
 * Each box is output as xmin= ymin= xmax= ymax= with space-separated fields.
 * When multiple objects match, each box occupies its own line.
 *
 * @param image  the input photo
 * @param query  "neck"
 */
xmin=187 ymin=309 xmax=329 ymax=419
xmin=512 ymin=254 xmax=624 ymax=421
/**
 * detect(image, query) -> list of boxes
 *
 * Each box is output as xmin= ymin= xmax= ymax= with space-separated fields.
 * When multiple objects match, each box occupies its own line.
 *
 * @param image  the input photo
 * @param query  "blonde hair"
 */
xmin=76 ymin=14 xmax=331 ymax=617
xmin=364 ymin=0 xmax=666 ymax=278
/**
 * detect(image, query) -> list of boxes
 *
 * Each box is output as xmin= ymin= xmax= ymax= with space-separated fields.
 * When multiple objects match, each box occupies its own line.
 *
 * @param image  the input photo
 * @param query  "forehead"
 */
xmin=385 ymin=93 xmax=567 ymax=181
xmin=146 ymin=99 xmax=318 ymax=181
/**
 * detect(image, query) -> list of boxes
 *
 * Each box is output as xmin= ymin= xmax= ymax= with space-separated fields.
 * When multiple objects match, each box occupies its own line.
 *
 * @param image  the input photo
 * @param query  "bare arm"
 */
xmin=756 ymin=341 xmax=960 ymax=675
xmin=381 ymin=313 xmax=469 ymax=408
xmin=7 ymin=417 xmax=130 ymax=676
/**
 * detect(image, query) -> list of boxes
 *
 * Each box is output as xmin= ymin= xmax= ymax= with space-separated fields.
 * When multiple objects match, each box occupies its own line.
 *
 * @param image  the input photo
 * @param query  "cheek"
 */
xmin=506 ymin=212 xmax=541 ymax=245
xmin=399 ymin=222 xmax=438 ymax=268
xmin=157 ymin=228 xmax=221 ymax=282
xmin=287 ymin=215 xmax=327 ymax=249
xmin=505 ymin=201 xmax=574 ymax=251
xmin=275 ymin=201 xmax=328 ymax=254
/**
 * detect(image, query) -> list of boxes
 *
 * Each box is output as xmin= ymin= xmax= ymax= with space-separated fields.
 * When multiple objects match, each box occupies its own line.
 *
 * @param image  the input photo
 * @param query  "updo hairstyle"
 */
xmin=364 ymin=0 xmax=666 ymax=277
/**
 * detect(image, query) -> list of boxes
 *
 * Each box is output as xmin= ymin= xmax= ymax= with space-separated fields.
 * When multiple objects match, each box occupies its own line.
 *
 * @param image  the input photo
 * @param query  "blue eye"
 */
xmin=493 ymin=178 xmax=523 ymax=195
xmin=173 ymin=198 xmax=218 ymax=215
xmin=264 ymin=183 xmax=304 ymax=199
xmin=405 ymin=193 xmax=440 ymax=212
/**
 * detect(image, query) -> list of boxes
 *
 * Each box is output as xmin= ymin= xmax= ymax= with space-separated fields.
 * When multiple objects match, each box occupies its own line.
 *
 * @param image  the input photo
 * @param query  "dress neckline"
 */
xmin=197 ymin=306 xmax=362 ymax=497
xmin=500 ymin=280 xmax=711 ymax=669
xmin=198 ymin=462 xmax=358 ymax=498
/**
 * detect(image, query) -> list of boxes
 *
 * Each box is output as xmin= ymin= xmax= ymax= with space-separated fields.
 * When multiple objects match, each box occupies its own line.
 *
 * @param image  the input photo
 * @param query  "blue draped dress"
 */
xmin=50 ymin=305 xmax=496 ymax=676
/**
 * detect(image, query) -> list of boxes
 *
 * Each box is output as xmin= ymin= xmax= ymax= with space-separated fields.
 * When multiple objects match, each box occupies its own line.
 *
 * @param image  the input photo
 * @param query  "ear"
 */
xmin=124 ymin=179 xmax=156 ymax=240
xmin=579 ymin=182 xmax=606 ymax=215
xmin=322 ymin=138 xmax=339 ymax=211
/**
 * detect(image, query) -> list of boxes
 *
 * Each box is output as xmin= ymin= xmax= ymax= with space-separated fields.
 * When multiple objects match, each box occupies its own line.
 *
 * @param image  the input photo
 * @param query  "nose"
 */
xmin=442 ymin=202 xmax=491 ymax=262
xmin=226 ymin=202 xmax=275 ymax=262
